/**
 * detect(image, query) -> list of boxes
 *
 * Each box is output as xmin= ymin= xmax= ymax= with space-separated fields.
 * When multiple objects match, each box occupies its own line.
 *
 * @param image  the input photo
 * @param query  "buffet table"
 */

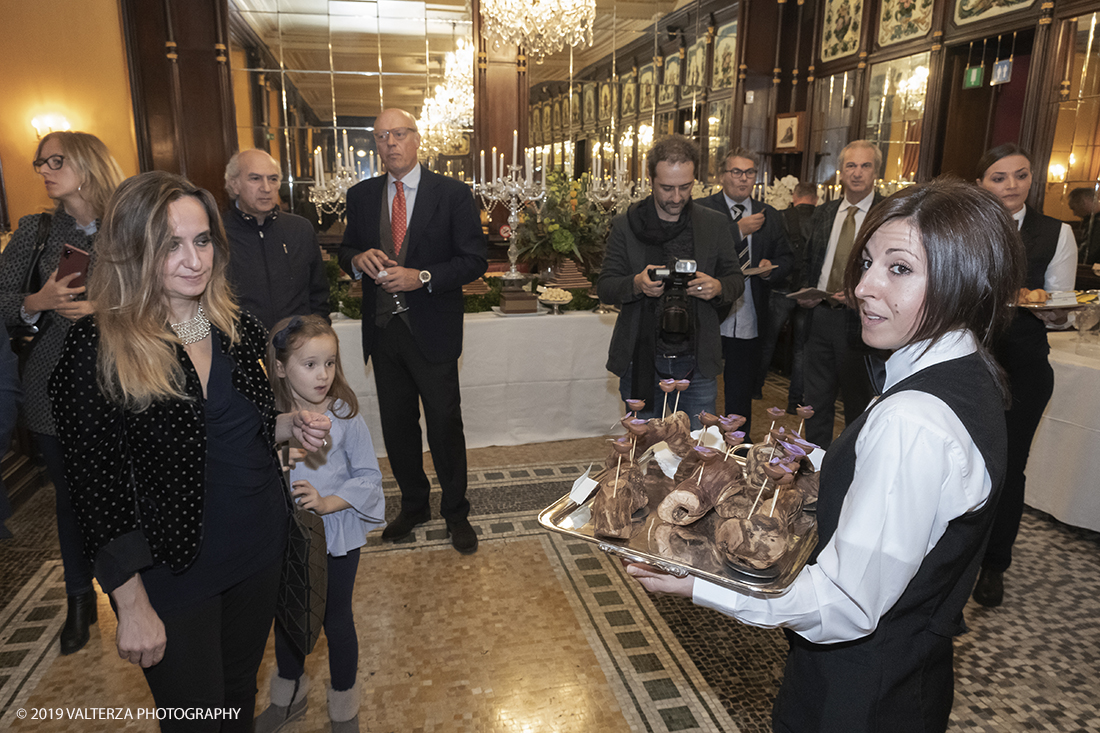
xmin=333 ymin=310 xmax=622 ymax=456
xmin=1024 ymin=332 xmax=1100 ymax=531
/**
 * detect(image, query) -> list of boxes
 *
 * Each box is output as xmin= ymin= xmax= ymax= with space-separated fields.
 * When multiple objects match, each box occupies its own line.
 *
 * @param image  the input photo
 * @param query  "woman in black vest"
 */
xmin=973 ymin=144 xmax=1077 ymax=608
xmin=625 ymin=180 xmax=1023 ymax=733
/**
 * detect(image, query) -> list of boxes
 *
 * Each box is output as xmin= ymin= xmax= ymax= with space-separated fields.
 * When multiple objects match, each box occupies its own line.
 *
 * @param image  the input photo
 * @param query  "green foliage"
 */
xmin=511 ymin=171 xmax=609 ymax=274
xmin=325 ymin=257 xmax=363 ymax=320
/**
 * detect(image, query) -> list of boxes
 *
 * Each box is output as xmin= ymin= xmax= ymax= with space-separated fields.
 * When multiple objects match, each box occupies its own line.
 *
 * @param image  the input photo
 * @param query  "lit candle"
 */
xmin=492 ymin=146 xmax=498 ymax=180
xmin=526 ymin=149 xmax=534 ymax=185
xmin=512 ymin=130 xmax=518 ymax=170
xmin=480 ymin=150 xmax=486 ymax=184
xmin=314 ymin=146 xmax=325 ymax=186
xmin=500 ymin=152 xmax=505 ymax=180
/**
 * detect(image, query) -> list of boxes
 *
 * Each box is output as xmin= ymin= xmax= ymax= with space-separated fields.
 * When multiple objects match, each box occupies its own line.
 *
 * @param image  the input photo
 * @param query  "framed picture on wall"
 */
xmin=775 ymin=112 xmax=804 ymax=152
xmin=713 ymin=20 xmax=738 ymax=88
xmin=659 ymin=54 xmax=681 ymax=105
xmin=639 ymin=63 xmax=655 ymax=110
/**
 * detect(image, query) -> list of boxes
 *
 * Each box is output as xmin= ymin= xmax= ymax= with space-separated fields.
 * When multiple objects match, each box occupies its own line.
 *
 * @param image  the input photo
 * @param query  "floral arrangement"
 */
xmin=512 ymin=170 xmax=609 ymax=275
xmin=763 ymin=175 xmax=801 ymax=210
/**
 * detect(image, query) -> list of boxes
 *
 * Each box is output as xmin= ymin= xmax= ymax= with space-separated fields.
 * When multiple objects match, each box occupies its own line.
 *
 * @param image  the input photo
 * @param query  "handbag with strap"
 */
xmin=274 ymin=446 xmax=328 ymax=657
xmin=9 ymin=213 xmax=53 ymax=361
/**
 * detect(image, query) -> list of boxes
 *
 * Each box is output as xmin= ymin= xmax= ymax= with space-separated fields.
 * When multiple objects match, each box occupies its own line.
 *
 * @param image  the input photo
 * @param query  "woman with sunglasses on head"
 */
xmin=972 ymin=144 xmax=1077 ymax=608
xmin=0 ymin=131 xmax=124 ymax=654
xmin=626 ymin=180 xmax=1024 ymax=732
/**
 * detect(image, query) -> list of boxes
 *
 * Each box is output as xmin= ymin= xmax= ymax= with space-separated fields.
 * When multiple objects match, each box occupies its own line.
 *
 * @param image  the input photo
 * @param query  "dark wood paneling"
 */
xmin=122 ymin=0 xmax=237 ymax=209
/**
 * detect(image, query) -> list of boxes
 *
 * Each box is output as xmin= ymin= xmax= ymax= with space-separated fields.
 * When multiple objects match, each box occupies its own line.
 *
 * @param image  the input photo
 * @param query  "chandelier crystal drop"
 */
xmin=480 ymin=0 xmax=596 ymax=62
xmin=419 ymin=39 xmax=475 ymax=158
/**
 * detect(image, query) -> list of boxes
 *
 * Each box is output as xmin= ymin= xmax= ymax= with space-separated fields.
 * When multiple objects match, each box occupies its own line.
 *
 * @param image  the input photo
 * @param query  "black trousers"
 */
xmin=721 ymin=335 xmax=761 ymax=438
xmin=274 ymin=548 xmax=361 ymax=691
xmin=371 ymin=317 xmax=470 ymax=520
xmin=141 ymin=558 xmax=282 ymax=732
xmin=983 ymin=348 xmax=1054 ymax=572
xmin=801 ymin=306 xmax=874 ymax=449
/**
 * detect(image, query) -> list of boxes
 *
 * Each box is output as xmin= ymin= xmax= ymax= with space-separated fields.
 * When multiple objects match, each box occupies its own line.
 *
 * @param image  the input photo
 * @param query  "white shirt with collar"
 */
xmin=815 ymin=191 xmax=875 ymax=291
xmin=693 ymin=329 xmax=992 ymax=644
xmin=387 ymin=164 xmax=421 ymax=231
xmin=719 ymin=193 xmax=757 ymax=339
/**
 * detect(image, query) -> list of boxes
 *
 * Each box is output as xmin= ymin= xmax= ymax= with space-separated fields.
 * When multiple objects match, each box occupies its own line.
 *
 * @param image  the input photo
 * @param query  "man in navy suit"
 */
xmin=339 ymin=108 xmax=487 ymax=554
xmin=795 ymin=140 xmax=886 ymax=448
xmin=698 ymin=148 xmax=793 ymax=438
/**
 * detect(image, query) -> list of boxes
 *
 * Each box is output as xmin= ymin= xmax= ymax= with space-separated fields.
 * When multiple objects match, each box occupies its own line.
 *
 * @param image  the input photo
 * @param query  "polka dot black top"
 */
xmin=48 ymin=311 xmax=289 ymax=594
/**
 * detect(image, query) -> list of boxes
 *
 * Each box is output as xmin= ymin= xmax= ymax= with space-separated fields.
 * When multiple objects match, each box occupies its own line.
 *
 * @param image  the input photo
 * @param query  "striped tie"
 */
xmin=732 ymin=204 xmax=749 ymax=269
xmin=392 ymin=181 xmax=407 ymax=255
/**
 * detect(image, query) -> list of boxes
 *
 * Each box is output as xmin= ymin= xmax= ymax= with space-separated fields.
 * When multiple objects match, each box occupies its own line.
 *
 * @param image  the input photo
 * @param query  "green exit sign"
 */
xmin=963 ymin=65 xmax=984 ymax=89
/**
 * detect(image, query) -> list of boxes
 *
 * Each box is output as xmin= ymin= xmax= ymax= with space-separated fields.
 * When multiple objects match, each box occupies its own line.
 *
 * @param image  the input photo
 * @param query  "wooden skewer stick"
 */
xmin=663 ymin=392 xmax=669 ymax=418
xmin=748 ymin=477 xmax=769 ymax=517
xmin=769 ymin=486 xmax=779 ymax=518
xmin=674 ymin=391 xmax=682 ymax=414
xmin=614 ymin=453 xmax=622 ymax=490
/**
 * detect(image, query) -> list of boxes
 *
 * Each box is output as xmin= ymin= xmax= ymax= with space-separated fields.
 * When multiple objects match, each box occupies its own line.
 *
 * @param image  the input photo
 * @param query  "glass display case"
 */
xmin=810 ymin=70 xmax=856 ymax=193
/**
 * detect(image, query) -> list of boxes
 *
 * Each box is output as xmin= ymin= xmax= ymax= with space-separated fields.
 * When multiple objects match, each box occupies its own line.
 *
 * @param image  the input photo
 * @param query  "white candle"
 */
xmin=342 ymin=130 xmax=350 ymax=169
xmin=480 ymin=150 xmax=486 ymax=184
xmin=492 ymin=146 xmax=498 ymax=180
xmin=541 ymin=149 xmax=548 ymax=187
xmin=500 ymin=153 xmax=505 ymax=180
xmin=526 ymin=149 xmax=534 ymax=185
xmin=512 ymin=130 xmax=518 ymax=170
xmin=314 ymin=147 xmax=325 ymax=186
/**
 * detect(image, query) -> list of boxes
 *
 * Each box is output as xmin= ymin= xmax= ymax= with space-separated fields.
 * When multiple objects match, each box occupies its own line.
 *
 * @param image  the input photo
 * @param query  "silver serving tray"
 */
xmin=538 ymin=462 xmax=817 ymax=596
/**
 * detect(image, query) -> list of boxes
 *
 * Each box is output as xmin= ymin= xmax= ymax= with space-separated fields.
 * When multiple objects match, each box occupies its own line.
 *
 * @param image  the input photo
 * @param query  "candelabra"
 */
xmin=588 ymin=174 xmax=649 ymax=214
xmin=309 ymin=167 xmax=358 ymax=221
xmin=476 ymin=165 xmax=546 ymax=281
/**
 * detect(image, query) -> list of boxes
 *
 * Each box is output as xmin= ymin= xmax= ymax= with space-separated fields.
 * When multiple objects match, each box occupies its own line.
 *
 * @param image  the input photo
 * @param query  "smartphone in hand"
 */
xmin=57 ymin=244 xmax=91 ymax=289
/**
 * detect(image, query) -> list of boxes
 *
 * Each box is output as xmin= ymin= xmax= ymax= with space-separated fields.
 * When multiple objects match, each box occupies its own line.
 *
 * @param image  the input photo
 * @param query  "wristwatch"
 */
xmin=418 ymin=270 xmax=432 ymax=292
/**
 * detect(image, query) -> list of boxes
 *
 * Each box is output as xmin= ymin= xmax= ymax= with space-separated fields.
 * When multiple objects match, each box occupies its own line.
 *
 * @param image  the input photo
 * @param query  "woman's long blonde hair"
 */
xmin=89 ymin=171 xmax=239 ymax=411
xmin=36 ymin=131 xmax=124 ymax=218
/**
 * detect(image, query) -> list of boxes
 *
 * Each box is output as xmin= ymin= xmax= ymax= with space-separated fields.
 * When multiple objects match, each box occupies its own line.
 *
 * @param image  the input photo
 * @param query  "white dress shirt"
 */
xmin=693 ymin=330 xmax=993 ymax=644
xmin=815 ymin=191 xmax=875 ymax=291
xmin=387 ymin=164 xmax=421 ymax=230
xmin=720 ymin=194 xmax=757 ymax=339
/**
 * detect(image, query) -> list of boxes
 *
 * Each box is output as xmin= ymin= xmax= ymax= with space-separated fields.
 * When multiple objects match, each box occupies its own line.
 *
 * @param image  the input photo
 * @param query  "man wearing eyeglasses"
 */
xmin=223 ymin=149 xmax=330 ymax=330
xmin=698 ymin=149 xmax=794 ymax=439
xmin=339 ymin=108 xmax=487 ymax=554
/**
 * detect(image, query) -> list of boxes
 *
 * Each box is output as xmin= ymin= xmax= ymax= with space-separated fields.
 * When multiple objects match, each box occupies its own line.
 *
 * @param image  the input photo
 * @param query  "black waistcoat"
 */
xmin=998 ymin=206 xmax=1062 ymax=357
xmin=773 ymin=352 xmax=1007 ymax=733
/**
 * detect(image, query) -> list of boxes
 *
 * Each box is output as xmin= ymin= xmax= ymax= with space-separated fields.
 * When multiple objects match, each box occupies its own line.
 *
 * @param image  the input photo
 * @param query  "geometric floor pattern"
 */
xmin=0 ymin=458 xmax=1098 ymax=731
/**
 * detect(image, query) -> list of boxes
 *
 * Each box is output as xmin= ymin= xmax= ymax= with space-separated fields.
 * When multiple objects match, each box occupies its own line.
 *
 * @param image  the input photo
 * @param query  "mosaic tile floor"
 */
xmin=0 ymin=375 xmax=1097 ymax=731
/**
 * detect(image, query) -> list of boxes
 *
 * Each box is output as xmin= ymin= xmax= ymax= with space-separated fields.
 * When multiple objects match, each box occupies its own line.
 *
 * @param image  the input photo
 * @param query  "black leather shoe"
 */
xmin=60 ymin=590 xmax=98 ymax=655
xmin=381 ymin=510 xmax=431 ymax=541
xmin=973 ymin=568 xmax=1004 ymax=607
xmin=446 ymin=518 xmax=478 ymax=554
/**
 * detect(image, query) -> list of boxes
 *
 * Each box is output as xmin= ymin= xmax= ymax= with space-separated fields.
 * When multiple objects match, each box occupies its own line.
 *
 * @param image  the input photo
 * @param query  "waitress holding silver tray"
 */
xmin=625 ymin=180 xmax=1024 ymax=733
xmin=972 ymin=144 xmax=1077 ymax=608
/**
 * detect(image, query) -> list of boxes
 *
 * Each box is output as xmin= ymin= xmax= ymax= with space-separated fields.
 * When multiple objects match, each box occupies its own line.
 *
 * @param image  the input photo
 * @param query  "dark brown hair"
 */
xmin=842 ymin=178 xmax=1025 ymax=403
xmin=975 ymin=144 xmax=1032 ymax=181
xmin=646 ymin=135 xmax=699 ymax=179
xmin=724 ymin=148 xmax=760 ymax=169
xmin=267 ymin=315 xmax=359 ymax=419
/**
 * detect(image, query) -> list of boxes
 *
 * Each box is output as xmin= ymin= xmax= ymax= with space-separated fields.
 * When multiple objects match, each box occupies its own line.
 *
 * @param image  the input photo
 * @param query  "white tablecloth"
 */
xmin=333 ymin=310 xmax=623 ymax=456
xmin=1024 ymin=331 xmax=1100 ymax=531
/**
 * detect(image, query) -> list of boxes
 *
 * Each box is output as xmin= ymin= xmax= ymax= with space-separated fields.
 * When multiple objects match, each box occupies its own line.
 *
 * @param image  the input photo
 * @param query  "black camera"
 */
xmin=649 ymin=259 xmax=697 ymax=336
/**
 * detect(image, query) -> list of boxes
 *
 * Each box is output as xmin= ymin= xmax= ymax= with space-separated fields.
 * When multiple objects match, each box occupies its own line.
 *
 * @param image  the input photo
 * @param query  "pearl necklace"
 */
xmin=170 ymin=304 xmax=210 ymax=345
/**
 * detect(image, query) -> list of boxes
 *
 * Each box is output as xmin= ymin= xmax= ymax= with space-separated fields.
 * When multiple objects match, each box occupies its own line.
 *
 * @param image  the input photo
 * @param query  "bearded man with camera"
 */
xmin=598 ymin=135 xmax=745 ymax=430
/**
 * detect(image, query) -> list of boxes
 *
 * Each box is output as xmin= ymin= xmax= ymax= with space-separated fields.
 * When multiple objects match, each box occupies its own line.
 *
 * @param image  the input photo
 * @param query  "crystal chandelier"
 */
xmin=480 ymin=0 xmax=595 ymax=62
xmin=419 ymin=40 xmax=475 ymax=158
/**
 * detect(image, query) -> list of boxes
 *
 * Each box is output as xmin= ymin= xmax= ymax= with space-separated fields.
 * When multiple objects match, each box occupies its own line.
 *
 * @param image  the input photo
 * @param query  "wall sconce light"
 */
xmin=31 ymin=115 xmax=71 ymax=139
xmin=1048 ymin=163 xmax=1067 ymax=183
